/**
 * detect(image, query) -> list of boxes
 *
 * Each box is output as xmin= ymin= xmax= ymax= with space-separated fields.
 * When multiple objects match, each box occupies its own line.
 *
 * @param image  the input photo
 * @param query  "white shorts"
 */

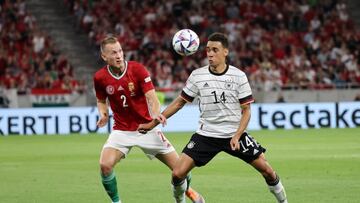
xmin=103 ymin=127 xmax=175 ymax=159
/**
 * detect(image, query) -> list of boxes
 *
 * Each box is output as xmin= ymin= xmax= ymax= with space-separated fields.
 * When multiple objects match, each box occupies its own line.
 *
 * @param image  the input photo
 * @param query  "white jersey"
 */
xmin=181 ymin=64 xmax=254 ymax=138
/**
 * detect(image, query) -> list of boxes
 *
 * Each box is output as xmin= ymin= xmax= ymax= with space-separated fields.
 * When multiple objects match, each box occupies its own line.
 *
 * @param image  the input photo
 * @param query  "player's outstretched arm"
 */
xmin=161 ymin=95 xmax=187 ymax=119
xmin=96 ymin=99 xmax=109 ymax=127
xmin=138 ymin=95 xmax=187 ymax=134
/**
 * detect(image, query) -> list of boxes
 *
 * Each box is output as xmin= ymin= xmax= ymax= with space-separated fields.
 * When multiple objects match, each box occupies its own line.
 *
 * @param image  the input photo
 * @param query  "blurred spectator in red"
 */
xmin=1 ymin=0 xmax=81 ymax=95
xmin=63 ymin=0 xmax=360 ymax=92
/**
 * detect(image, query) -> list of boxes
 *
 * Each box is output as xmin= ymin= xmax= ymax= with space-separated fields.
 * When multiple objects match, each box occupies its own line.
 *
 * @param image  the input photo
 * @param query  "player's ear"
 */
xmin=100 ymin=52 xmax=107 ymax=62
xmin=224 ymin=48 xmax=229 ymax=57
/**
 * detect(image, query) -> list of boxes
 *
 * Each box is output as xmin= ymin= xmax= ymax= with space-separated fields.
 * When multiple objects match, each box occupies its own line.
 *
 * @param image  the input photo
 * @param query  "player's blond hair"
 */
xmin=100 ymin=36 xmax=118 ymax=53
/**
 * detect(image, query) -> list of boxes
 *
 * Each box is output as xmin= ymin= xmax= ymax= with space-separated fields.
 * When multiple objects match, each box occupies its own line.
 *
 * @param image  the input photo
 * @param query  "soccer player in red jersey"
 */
xmin=93 ymin=36 xmax=204 ymax=203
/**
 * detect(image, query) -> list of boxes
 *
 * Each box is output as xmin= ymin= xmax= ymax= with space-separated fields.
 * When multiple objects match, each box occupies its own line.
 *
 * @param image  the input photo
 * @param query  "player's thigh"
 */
xmin=156 ymin=150 xmax=179 ymax=170
xmin=182 ymin=133 xmax=221 ymax=167
xmin=103 ymin=130 xmax=137 ymax=158
xmin=138 ymin=128 xmax=175 ymax=159
xmin=172 ymin=153 xmax=196 ymax=178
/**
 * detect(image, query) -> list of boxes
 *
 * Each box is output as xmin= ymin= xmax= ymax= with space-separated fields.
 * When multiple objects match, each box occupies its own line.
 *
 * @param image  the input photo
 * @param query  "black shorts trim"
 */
xmin=182 ymin=132 xmax=266 ymax=167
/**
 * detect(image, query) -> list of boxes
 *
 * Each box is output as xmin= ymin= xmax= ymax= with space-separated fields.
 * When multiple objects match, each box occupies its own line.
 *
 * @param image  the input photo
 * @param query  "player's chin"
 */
xmin=113 ymin=60 xmax=123 ymax=66
xmin=209 ymin=60 xmax=218 ymax=66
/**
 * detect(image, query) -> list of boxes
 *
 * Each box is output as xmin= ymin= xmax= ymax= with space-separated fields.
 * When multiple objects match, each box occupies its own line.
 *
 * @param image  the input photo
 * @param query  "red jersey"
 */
xmin=93 ymin=61 xmax=155 ymax=131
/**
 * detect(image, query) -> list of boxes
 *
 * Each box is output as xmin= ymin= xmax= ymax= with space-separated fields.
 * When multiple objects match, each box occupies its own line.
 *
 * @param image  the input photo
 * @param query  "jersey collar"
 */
xmin=208 ymin=63 xmax=229 ymax=76
xmin=107 ymin=61 xmax=128 ymax=79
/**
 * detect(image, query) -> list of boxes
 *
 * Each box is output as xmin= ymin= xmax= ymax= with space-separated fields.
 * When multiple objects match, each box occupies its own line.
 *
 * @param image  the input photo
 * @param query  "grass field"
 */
xmin=0 ymin=128 xmax=359 ymax=203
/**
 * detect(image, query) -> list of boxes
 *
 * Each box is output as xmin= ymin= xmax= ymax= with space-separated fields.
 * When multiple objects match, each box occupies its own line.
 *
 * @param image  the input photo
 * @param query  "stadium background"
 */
xmin=0 ymin=0 xmax=359 ymax=202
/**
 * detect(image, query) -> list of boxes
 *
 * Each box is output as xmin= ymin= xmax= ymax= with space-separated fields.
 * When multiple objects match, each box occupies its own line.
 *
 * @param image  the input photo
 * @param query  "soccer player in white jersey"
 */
xmin=138 ymin=33 xmax=288 ymax=203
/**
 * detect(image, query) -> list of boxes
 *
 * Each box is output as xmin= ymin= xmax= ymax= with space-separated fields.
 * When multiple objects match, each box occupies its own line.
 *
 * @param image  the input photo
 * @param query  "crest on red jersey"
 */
xmin=106 ymin=85 xmax=115 ymax=95
xmin=128 ymin=82 xmax=135 ymax=96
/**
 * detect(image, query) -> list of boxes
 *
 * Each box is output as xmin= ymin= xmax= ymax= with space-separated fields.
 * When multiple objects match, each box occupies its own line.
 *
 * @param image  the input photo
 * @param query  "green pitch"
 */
xmin=0 ymin=128 xmax=359 ymax=203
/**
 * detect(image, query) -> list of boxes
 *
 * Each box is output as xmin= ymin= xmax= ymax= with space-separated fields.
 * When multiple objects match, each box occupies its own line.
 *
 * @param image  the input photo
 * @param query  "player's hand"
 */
xmin=137 ymin=121 xmax=156 ymax=134
xmin=97 ymin=116 xmax=108 ymax=127
xmin=230 ymin=136 xmax=241 ymax=151
xmin=156 ymin=114 xmax=167 ymax=127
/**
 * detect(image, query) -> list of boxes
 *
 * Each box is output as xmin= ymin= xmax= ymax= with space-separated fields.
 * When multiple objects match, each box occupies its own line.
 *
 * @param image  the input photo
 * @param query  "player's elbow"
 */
xmin=97 ymin=99 xmax=107 ymax=104
xmin=175 ymin=97 xmax=187 ymax=109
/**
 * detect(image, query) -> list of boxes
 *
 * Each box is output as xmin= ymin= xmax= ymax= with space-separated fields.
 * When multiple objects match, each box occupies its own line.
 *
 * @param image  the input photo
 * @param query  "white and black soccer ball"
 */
xmin=172 ymin=29 xmax=200 ymax=56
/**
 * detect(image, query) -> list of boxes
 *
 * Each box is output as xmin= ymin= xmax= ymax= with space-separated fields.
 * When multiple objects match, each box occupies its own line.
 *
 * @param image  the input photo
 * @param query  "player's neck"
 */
xmin=210 ymin=63 xmax=227 ymax=74
xmin=109 ymin=65 xmax=123 ymax=76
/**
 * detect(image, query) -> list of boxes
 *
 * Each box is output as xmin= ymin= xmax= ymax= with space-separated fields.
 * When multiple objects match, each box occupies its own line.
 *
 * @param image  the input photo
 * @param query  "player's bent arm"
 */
xmin=233 ymin=103 xmax=251 ymax=140
xmin=96 ymin=99 xmax=110 ymax=128
xmin=145 ymin=89 xmax=161 ymax=119
xmin=97 ymin=99 xmax=109 ymax=118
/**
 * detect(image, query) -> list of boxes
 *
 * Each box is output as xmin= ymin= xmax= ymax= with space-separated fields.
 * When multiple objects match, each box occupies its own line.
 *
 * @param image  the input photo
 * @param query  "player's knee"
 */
xmin=253 ymin=155 xmax=276 ymax=180
xmin=100 ymin=162 xmax=113 ymax=176
xmin=261 ymin=168 xmax=276 ymax=181
xmin=172 ymin=168 xmax=187 ymax=180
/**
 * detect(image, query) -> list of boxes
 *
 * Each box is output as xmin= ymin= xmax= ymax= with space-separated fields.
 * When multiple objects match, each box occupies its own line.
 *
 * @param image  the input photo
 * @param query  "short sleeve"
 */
xmin=137 ymin=64 xmax=155 ymax=93
xmin=181 ymin=72 xmax=198 ymax=102
xmin=93 ymin=74 xmax=107 ymax=100
xmin=237 ymin=74 xmax=254 ymax=105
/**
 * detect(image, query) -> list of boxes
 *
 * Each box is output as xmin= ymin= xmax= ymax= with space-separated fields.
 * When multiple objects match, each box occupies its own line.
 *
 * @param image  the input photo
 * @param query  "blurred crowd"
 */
xmin=65 ymin=0 xmax=360 ymax=92
xmin=0 ymin=0 xmax=85 ymax=97
xmin=1 ymin=0 xmax=359 ymax=104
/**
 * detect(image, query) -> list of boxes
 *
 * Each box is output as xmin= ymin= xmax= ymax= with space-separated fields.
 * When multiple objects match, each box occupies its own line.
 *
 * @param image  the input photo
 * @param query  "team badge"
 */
xmin=187 ymin=141 xmax=196 ymax=149
xmin=106 ymin=85 xmax=115 ymax=95
xmin=128 ymin=82 xmax=135 ymax=96
xmin=225 ymin=79 xmax=233 ymax=89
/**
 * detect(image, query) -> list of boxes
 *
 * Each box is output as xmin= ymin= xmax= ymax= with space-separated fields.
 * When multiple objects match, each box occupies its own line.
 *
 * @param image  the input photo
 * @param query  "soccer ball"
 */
xmin=172 ymin=29 xmax=200 ymax=56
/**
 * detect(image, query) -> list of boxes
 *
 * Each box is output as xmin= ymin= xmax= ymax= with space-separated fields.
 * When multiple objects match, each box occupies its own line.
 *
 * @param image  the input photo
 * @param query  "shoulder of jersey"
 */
xmin=191 ymin=65 xmax=209 ymax=75
xmin=94 ymin=65 xmax=108 ymax=78
xmin=191 ymin=65 xmax=246 ymax=77
xmin=127 ymin=60 xmax=143 ymax=69
xmin=228 ymin=65 xmax=246 ymax=76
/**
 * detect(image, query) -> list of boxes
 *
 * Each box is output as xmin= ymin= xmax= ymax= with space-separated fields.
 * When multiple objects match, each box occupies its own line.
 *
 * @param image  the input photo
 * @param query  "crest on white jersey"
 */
xmin=106 ymin=85 xmax=115 ymax=95
xmin=225 ymin=79 xmax=233 ymax=89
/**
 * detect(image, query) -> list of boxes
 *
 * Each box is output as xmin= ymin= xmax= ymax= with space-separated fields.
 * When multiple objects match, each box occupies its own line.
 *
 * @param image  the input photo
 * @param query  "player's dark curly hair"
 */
xmin=208 ymin=33 xmax=229 ymax=49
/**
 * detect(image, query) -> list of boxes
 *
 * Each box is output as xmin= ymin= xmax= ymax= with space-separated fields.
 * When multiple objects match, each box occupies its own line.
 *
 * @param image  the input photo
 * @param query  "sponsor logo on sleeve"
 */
xmin=144 ymin=77 xmax=151 ymax=83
